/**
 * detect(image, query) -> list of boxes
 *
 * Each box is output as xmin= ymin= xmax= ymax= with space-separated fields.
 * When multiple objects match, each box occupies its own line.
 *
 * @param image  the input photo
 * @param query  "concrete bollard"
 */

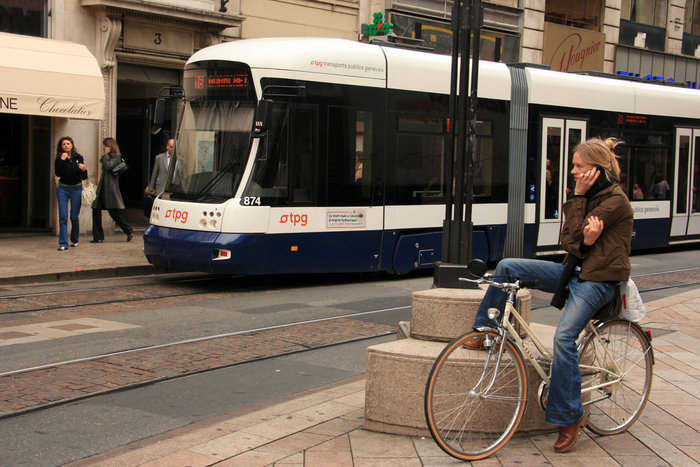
xmin=364 ymin=285 xmax=554 ymax=437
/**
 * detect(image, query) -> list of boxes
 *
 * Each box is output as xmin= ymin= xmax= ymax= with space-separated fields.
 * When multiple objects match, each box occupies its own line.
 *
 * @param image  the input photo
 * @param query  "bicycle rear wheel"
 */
xmin=424 ymin=331 xmax=528 ymax=461
xmin=579 ymin=319 xmax=653 ymax=435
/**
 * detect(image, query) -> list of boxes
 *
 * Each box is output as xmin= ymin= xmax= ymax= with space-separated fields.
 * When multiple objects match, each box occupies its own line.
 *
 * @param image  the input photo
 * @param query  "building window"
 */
xmin=686 ymin=0 xmax=700 ymax=34
xmin=0 ymin=0 xmax=47 ymax=37
xmin=619 ymin=0 xmax=668 ymax=52
xmin=621 ymin=0 xmax=668 ymax=28
xmin=544 ymin=0 xmax=603 ymax=31
xmin=389 ymin=12 xmax=520 ymax=62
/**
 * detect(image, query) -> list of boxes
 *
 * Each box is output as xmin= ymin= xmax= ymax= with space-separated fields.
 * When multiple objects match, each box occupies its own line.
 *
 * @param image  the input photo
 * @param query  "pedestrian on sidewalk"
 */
xmin=91 ymin=137 xmax=134 ymax=243
xmin=54 ymin=136 xmax=88 ymax=251
xmin=143 ymin=138 xmax=174 ymax=217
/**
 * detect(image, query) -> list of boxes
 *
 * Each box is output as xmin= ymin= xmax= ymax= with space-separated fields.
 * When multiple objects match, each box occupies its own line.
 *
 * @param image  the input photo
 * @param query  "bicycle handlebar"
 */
xmin=459 ymin=275 xmax=539 ymax=292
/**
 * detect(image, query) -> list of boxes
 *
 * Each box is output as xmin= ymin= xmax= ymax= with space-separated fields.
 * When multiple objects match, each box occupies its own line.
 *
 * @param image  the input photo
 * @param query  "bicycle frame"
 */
xmin=491 ymin=291 xmax=629 ymax=402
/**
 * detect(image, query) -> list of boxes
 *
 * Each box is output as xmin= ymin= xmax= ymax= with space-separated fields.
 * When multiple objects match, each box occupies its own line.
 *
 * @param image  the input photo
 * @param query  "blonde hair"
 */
xmin=573 ymin=137 xmax=622 ymax=181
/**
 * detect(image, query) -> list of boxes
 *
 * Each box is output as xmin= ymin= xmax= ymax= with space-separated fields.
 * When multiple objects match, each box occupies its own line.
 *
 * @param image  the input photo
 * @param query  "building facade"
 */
xmin=2 ymin=0 xmax=700 ymax=234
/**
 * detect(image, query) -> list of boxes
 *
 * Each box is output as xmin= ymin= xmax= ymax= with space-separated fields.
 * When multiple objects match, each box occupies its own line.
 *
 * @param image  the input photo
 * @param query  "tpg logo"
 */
xmin=279 ymin=213 xmax=308 ymax=227
xmin=165 ymin=208 xmax=189 ymax=224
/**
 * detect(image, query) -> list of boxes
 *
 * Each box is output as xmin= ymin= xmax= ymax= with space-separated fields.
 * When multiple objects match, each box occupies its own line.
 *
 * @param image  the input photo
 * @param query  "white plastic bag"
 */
xmin=81 ymin=178 xmax=97 ymax=206
xmin=620 ymin=278 xmax=646 ymax=322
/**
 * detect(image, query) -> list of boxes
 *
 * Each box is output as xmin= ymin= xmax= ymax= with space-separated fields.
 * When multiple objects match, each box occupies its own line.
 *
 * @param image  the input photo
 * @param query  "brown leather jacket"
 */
xmin=560 ymin=183 xmax=633 ymax=282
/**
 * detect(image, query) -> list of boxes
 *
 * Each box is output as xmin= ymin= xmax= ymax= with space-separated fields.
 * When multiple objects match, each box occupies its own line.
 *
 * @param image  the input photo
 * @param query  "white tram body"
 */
xmin=144 ymin=38 xmax=700 ymax=275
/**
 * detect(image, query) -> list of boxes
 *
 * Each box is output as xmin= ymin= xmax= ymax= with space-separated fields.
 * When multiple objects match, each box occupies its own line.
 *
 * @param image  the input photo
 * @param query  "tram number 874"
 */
xmin=242 ymin=197 xmax=262 ymax=206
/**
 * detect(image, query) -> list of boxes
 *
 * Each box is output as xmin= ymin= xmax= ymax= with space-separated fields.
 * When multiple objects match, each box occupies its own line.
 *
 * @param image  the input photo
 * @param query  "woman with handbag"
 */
xmin=54 ymin=136 xmax=88 ymax=251
xmin=91 ymin=137 xmax=134 ymax=243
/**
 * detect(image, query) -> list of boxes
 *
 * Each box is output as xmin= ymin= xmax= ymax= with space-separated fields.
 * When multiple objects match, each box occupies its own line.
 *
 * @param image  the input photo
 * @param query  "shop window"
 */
xmin=0 ymin=0 xmax=47 ymax=37
xmin=619 ymin=19 xmax=666 ymax=51
xmin=545 ymin=0 xmax=603 ymax=31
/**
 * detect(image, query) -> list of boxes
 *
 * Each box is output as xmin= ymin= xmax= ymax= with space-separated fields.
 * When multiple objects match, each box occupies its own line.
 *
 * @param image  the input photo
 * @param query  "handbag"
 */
xmin=112 ymin=158 xmax=129 ymax=176
xmin=81 ymin=178 xmax=97 ymax=206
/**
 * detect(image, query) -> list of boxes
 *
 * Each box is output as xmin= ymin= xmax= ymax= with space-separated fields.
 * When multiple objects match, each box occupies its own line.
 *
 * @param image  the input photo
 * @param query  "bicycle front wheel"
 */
xmin=579 ymin=319 xmax=653 ymax=435
xmin=424 ymin=331 xmax=528 ymax=461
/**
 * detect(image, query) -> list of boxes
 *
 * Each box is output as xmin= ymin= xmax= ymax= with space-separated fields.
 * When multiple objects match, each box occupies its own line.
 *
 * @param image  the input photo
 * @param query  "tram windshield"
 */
xmin=164 ymin=63 xmax=257 ymax=202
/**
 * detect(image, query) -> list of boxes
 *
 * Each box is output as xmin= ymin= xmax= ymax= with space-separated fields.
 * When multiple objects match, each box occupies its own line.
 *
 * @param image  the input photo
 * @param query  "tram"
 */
xmin=143 ymin=37 xmax=700 ymax=275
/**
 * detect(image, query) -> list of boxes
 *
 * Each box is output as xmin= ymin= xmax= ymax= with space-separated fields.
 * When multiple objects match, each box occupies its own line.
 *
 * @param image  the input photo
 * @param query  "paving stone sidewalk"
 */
xmin=66 ymin=287 xmax=700 ymax=467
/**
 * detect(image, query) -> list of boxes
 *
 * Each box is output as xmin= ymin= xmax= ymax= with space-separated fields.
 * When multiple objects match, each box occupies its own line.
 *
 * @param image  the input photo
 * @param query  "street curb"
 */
xmin=0 ymin=265 xmax=171 ymax=285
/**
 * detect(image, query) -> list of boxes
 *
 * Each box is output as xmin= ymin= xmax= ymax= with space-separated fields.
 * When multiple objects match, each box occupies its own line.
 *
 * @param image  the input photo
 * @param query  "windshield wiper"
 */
xmin=194 ymin=160 xmax=240 ymax=200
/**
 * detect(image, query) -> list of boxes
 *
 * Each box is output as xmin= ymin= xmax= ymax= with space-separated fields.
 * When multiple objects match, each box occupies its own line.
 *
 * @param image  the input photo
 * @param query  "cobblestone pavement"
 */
xmin=63 ymin=287 xmax=700 ymax=467
xmin=0 ymin=318 xmax=394 ymax=419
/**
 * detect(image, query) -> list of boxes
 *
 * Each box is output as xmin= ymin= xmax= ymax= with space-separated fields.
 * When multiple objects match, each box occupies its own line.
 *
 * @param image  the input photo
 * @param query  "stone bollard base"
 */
xmin=364 ymin=337 xmax=553 ymax=436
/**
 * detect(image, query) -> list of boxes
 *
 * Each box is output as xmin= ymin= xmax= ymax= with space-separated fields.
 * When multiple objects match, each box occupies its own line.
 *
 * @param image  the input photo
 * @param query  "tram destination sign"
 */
xmin=185 ymin=68 xmax=254 ymax=100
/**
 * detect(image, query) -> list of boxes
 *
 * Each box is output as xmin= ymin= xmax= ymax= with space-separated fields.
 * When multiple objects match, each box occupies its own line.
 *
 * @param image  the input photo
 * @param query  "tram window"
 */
xmin=327 ymin=107 xmax=372 ymax=206
xmin=693 ymin=139 xmax=700 ymax=213
xmin=545 ymin=127 xmax=562 ymax=219
xmin=290 ymin=109 xmax=315 ymax=203
xmin=630 ymin=145 xmax=672 ymax=202
xmin=676 ymin=136 xmax=690 ymax=211
xmin=244 ymin=105 xmax=290 ymax=204
xmin=474 ymin=121 xmax=500 ymax=202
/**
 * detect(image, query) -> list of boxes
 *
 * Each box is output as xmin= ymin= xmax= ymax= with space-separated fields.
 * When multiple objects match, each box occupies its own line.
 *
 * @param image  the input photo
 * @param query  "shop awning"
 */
xmin=0 ymin=32 xmax=105 ymax=120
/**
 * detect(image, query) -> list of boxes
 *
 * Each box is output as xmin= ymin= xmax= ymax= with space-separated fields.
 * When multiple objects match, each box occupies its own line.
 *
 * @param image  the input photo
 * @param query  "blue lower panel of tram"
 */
xmin=144 ymin=223 xmax=537 ymax=275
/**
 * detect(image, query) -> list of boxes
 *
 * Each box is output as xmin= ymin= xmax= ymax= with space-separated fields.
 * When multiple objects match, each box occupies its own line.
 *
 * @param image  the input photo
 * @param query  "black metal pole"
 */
xmin=434 ymin=0 xmax=482 ymax=288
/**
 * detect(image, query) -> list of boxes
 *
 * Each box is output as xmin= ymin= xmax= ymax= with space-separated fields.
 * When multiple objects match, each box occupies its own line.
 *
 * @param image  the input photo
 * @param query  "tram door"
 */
xmin=671 ymin=129 xmax=700 ymax=238
xmin=537 ymin=118 xmax=587 ymax=249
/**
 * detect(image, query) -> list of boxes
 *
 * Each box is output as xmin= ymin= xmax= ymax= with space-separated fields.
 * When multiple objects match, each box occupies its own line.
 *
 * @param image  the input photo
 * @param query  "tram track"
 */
xmin=0 ymin=267 xmax=697 ymax=422
xmin=0 ymin=307 xmax=402 ymax=421
xmin=0 ymin=273 xmax=359 ymax=316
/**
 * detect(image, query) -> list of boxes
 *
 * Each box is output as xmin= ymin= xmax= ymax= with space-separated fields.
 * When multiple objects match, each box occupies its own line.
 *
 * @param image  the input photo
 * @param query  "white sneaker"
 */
xmin=70 ymin=242 xmax=79 ymax=247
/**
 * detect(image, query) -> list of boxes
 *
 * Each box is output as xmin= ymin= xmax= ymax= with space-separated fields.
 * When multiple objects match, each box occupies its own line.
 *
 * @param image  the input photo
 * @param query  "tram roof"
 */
xmin=187 ymin=37 xmax=512 ymax=100
xmin=526 ymin=66 xmax=700 ymax=118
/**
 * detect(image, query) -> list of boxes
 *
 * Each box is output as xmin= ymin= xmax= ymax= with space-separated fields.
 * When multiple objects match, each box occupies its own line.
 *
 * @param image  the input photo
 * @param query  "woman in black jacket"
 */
xmin=54 ymin=136 xmax=87 ymax=251
xmin=91 ymin=137 xmax=133 ymax=243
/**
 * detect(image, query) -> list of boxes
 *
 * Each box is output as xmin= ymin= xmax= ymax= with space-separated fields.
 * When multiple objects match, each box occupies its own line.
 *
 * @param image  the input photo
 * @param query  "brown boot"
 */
xmin=553 ymin=412 xmax=588 ymax=453
xmin=463 ymin=336 xmax=486 ymax=350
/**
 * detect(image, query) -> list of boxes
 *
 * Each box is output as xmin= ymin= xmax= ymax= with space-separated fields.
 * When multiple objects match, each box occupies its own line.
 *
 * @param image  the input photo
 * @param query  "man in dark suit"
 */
xmin=144 ymin=139 xmax=174 ymax=217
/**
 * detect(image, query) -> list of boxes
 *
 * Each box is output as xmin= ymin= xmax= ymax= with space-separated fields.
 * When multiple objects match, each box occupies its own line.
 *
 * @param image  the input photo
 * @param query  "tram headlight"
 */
xmin=208 ymin=219 xmax=219 ymax=229
xmin=199 ymin=219 xmax=208 ymax=228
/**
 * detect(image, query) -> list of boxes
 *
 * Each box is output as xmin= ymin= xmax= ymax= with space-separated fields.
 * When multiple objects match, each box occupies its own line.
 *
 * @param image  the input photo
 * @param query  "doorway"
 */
xmin=671 ymin=128 xmax=700 ymax=239
xmin=0 ymin=114 xmax=51 ymax=231
xmin=537 ymin=117 xmax=587 ymax=249
xmin=116 ymin=64 xmax=180 ymax=227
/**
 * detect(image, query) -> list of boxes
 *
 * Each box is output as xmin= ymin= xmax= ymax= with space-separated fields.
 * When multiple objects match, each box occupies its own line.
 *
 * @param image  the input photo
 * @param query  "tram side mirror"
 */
xmin=152 ymin=97 xmax=166 ymax=135
xmin=253 ymin=99 xmax=273 ymax=137
xmin=466 ymin=258 xmax=488 ymax=278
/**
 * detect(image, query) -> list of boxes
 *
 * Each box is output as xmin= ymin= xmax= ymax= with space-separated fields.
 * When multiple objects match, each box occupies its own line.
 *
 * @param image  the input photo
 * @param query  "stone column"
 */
xmin=96 ymin=15 xmax=121 ymax=144
xmin=603 ymin=0 xmax=622 ymax=74
xmin=667 ymin=0 xmax=686 ymax=56
xmin=521 ymin=0 xmax=545 ymax=64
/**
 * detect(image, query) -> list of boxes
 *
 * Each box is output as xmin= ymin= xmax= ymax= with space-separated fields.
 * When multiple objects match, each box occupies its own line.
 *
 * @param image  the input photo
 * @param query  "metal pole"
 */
xmin=434 ymin=0 xmax=482 ymax=288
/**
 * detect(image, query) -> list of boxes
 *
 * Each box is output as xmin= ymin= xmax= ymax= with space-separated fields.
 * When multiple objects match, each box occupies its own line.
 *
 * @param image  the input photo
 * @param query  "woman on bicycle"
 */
xmin=466 ymin=137 xmax=633 ymax=453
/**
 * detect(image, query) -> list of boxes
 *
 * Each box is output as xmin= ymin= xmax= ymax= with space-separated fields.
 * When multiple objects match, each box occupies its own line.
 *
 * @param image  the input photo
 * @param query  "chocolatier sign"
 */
xmin=0 ymin=32 xmax=105 ymax=120
xmin=543 ymin=22 xmax=605 ymax=73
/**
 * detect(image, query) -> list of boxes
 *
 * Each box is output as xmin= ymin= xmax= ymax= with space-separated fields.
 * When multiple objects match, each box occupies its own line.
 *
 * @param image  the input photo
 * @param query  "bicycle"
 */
xmin=424 ymin=260 xmax=654 ymax=461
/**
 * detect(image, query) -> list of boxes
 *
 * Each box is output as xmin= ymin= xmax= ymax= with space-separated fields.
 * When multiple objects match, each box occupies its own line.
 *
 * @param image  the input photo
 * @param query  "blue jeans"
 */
xmin=57 ymin=185 xmax=82 ymax=248
xmin=473 ymin=258 xmax=616 ymax=427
